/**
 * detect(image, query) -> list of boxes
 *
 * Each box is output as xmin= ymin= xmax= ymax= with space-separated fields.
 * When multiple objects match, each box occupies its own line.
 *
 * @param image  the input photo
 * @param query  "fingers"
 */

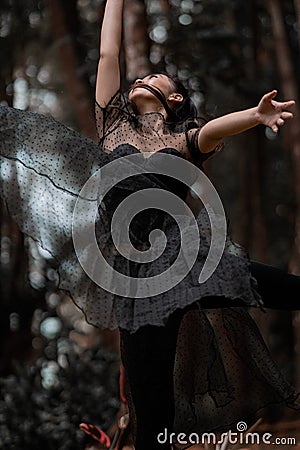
xmin=277 ymin=118 xmax=285 ymax=127
xmin=274 ymin=111 xmax=294 ymax=131
xmin=282 ymin=100 xmax=295 ymax=108
xmin=270 ymin=103 xmax=294 ymax=133
xmin=265 ymin=91 xmax=295 ymax=109
xmin=259 ymin=90 xmax=295 ymax=133
xmin=278 ymin=102 xmax=294 ymax=130
xmin=274 ymin=100 xmax=295 ymax=111
xmin=264 ymin=89 xmax=278 ymax=101
xmin=272 ymin=117 xmax=284 ymax=133
xmin=281 ymin=111 xmax=293 ymax=119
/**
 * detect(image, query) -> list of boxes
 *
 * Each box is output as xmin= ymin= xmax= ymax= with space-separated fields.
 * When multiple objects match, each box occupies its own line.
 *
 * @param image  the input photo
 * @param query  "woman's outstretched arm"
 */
xmin=198 ymin=90 xmax=295 ymax=153
xmin=96 ymin=0 xmax=124 ymax=107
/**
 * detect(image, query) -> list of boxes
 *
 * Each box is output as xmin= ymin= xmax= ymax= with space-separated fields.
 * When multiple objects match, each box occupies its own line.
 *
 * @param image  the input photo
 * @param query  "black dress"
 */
xmin=0 ymin=91 xmax=299 ymax=440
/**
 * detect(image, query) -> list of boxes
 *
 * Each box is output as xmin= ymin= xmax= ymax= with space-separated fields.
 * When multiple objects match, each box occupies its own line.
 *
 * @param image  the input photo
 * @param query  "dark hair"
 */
xmin=166 ymin=75 xmax=198 ymax=124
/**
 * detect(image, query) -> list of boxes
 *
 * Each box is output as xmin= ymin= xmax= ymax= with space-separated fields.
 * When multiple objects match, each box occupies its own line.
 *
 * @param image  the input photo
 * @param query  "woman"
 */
xmin=95 ymin=3 xmax=299 ymax=449
xmin=0 ymin=1 xmax=299 ymax=449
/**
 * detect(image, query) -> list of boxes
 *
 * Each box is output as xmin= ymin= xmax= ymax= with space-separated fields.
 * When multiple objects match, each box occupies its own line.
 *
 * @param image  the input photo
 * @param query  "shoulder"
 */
xmin=95 ymin=89 xmax=127 ymax=111
xmin=186 ymin=124 xmax=224 ymax=164
xmin=95 ymin=90 xmax=132 ymax=142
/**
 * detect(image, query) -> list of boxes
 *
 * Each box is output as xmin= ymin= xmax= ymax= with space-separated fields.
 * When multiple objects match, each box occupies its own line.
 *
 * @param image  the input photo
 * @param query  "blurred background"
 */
xmin=0 ymin=0 xmax=299 ymax=448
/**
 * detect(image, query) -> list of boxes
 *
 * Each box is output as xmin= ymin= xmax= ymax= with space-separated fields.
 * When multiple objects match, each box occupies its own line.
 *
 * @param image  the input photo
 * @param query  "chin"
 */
xmin=129 ymin=91 xmax=150 ymax=112
xmin=130 ymin=88 xmax=153 ymax=101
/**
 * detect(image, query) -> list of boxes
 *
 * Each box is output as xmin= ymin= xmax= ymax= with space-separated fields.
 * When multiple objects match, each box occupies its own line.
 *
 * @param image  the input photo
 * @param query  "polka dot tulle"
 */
xmin=0 ymin=91 xmax=299 ymax=431
xmin=173 ymin=306 xmax=299 ymax=433
xmin=0 ymin=94 xmax=260 ymax=331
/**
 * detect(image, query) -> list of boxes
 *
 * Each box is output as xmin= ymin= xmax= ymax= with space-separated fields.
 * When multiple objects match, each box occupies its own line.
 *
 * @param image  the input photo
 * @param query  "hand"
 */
xmin=256 ymin=90 xmax=295 ymax=133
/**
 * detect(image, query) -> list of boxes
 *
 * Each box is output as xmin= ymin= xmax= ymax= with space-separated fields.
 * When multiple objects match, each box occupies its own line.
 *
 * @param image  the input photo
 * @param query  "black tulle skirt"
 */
xmin=0 ymin=105 xmax=264 ymax=331
xmin=0 ymin=105 xmax=299 ymax=435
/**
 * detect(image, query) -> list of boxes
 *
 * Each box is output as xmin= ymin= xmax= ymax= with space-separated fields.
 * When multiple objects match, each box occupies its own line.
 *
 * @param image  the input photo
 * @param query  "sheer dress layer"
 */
xmin=0 ymin=91 xmax=299 ymax=433
xmin=0 ymin=91 xmax=261 ymax=331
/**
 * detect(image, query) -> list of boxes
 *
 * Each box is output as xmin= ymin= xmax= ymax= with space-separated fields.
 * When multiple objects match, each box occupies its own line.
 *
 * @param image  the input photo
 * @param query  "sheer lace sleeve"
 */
xmin=95 ymin=91 xmax=126 ymax=143
xmin=186 ymin=127 xmax=224 ymax=165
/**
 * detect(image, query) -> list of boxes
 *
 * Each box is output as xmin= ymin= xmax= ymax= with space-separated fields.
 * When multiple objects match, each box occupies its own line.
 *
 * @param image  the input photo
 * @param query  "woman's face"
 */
xmin=128 ymin=73 xmax=174 ymax=103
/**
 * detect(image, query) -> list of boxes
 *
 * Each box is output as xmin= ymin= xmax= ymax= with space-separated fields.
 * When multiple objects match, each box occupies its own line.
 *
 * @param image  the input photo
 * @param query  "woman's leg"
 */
xmin=119 ymin=308 xmax=184 ymax=450
xmin=250 ymin=260 xmax=300 ymax=310
xmin=118 ymin=262 xmax=299 ymax=450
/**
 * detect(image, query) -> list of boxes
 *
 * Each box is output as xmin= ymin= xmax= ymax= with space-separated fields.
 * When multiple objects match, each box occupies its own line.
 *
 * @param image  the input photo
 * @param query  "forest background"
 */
xmin=0 ymin=0 xmax=299 ymax=448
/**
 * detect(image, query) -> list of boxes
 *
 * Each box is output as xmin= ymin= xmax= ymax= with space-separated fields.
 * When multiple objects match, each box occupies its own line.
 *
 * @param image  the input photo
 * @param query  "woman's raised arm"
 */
xmin=96 ymin=0 xmax=124 ymax=107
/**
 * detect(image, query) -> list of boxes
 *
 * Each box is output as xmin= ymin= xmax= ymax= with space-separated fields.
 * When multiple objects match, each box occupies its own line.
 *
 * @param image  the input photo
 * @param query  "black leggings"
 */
xmin=120 ymin=261 xmax=300 ymax=450
xmin=250 ymin=260 xmax=300 ymax=310
xmin=120 ymin=308 xmax=183 ymax=450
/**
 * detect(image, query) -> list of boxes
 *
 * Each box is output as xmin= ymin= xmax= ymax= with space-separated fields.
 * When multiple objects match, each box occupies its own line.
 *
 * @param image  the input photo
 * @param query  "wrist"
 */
xmin=252 ymin=106 xmax=263 ymax=126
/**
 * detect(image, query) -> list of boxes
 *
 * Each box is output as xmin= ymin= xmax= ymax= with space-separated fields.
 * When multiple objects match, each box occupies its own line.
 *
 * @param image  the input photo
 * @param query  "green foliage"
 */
xmin=0 ymin=316 xmax=120 ymax=449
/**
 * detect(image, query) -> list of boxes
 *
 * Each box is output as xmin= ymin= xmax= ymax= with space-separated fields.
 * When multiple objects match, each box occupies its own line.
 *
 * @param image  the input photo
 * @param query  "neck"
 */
xmin=134 ymin=101 xmax=167 ymax=119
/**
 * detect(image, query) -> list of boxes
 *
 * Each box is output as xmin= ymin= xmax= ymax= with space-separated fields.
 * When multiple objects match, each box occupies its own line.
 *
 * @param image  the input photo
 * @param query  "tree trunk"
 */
xmin=247 ymin=0 xmax=268 ymax=261
xmin=233 ymin=2 xmax=268 ymax=259
xmin=159 ymin=0 xmax=170 ymax=13
xmin=266 ymin=0 xmax=300 ymax=393
xmin=123 ymin=0 xmax=151 ymax=82
xmin=48 ymin=0 xmax=97 ymax=140
xmin=244 ymin=0 xmax=272 ymax=345
xmin=294 ymin=0 xmax=300 ymax=47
